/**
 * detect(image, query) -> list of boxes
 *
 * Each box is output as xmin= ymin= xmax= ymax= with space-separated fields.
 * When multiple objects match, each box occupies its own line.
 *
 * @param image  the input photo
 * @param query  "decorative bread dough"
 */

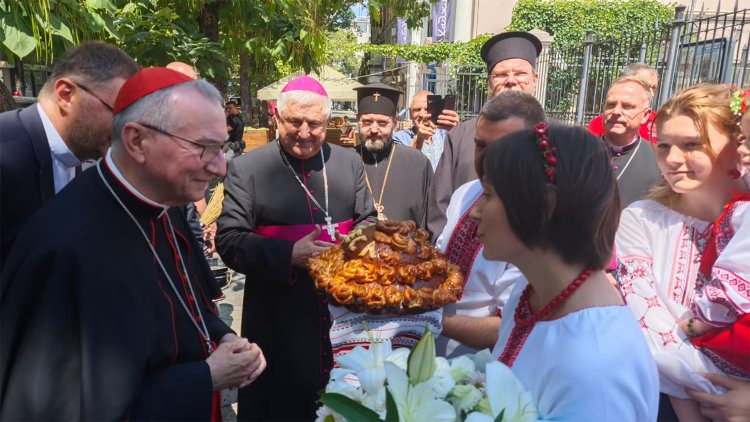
xmin=307 ymin=220 xmax=465 ymax=314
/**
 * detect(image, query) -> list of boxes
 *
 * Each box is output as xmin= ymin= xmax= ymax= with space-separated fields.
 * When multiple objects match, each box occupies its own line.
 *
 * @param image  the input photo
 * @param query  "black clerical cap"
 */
xmin=354 ymin=83 xmax=402 ymax=116
xmin=480 ymin=31 xmax=543 ymax=74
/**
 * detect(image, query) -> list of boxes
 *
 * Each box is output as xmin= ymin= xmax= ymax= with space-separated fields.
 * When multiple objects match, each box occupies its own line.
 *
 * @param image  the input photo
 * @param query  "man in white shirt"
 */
xmin=436 ymin=91 xmax=546 ymax=357
xmin=0 ymin=41 xmax=138 ymax=265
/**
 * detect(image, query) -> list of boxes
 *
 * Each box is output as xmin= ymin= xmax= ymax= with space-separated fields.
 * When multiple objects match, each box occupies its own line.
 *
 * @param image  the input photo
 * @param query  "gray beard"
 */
xmin=364 ymin=138 xmax=390 ymax=152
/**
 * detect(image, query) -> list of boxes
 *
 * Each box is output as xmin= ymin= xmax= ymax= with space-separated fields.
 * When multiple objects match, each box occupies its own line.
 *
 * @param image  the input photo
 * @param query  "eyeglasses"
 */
xmin=73 ymin=81 xmax=114 ymax=112
xmin=603 ymin=102 xmax=647 ymax=120
xmin=360 ymin=120 xmax=393 ymax=129
xmin=489 ymin=70 xmax=532 ymax=83
xmin=138 ymin=123 xmax=225 ymax=162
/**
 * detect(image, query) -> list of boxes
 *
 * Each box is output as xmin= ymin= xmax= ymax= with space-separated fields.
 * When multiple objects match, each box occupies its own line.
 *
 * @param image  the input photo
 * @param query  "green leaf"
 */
xmin=319 ymin=393 xmax=383 ymax=422
xmin=384 ymin=388 xmax=399 ymax=422
xmin=121 ymin=3 xmax=136 ymax=15
xmin=299 ymin=28 xmax=307 ymax=40
xmin=87 ymin=0 xmax=118 ymax=14
xmin=43 ymin=12 xmax=75 ymax=44
xmin=493 ymin=409 xmax=506 ymax=422
xmin=0 ymin=9 xmax=37 ymax=58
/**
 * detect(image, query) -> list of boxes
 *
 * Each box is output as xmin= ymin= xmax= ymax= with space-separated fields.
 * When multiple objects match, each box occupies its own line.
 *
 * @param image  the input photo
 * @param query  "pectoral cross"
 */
xmin=373 ymin=92 xmax=381 ymax=102
xmin=375 ymin=204 xmax=387 ymax=221
xmin=323 ymin=216 xmax=338 ymax=242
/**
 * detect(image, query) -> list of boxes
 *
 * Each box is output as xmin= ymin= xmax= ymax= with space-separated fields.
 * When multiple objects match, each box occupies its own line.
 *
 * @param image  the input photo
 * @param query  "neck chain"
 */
xmin=277 ymin=142 xmax=338 ymax=241
xmin=361 ymin=143 xmax=396 ymax=221
xmin=614 ymin=140 xmax=641 ymax=181
xmin=96 ymin=162 xmax=213 ymax=353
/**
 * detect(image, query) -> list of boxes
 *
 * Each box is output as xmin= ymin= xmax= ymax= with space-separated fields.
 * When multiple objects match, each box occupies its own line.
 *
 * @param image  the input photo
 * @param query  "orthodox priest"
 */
xmin=215 ymin=75 xmax=377 ymax=421
xmin=0 ymin=68 xmax=266 ymax=420
xmin=353 ymin=83 xmax=433 ymax=228
xmin=426 ymin=31 xmax=542 ymax=240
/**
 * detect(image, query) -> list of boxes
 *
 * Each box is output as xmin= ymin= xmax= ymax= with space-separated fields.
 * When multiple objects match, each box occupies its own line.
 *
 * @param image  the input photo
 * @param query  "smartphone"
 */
xmin=427 ymin=95 xmax=443 ymax=125
xmin=443 ymin=94 xmax=456 ymax=111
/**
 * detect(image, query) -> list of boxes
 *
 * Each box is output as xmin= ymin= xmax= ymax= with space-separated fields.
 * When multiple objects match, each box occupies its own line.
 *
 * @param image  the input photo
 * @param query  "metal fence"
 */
xmin=416 ymin=3 xmax=750 ymax=124
xmin=541 ymin=3 xmax=750 ymax=125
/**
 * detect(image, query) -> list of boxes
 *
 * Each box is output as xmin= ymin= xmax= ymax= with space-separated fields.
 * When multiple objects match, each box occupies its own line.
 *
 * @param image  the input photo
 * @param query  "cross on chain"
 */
xmin=323 ymin=216 xmax=338 ymax=242
xmin=373 ymin=92 xmax=381 ymax=102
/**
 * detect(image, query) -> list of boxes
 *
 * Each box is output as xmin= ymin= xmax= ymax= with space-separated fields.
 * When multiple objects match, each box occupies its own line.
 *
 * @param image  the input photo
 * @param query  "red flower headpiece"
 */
xmin=534 ymin=122 xmax=557 ymax=183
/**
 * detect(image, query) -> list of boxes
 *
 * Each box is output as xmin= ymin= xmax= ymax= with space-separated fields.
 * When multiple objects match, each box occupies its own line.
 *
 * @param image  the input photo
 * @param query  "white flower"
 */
xmin=466 ymin=370 xmax=487 ymax=391
xmin=385 ymin=347 xmax=411 ymax=371
xmin=470 ymin=361 xmax=537 ymax=422
xmin=435 ymin=357 xmax=451 ymax=375
xmin=385 ymin=361 xmax=457 ymax=422
xmin=363 ymin=385 xmax=388 ymax=418
xmin=472 ymin=349 xmax=494 ymax=373
xmin=325 ymin=378 xmax=365 ymax=403
xmin=449 ymin=355 xmax=476 ymax=383
xmin=315 ymin=405 xmax=344 ymax=422
xmin=336 ymin=340 xmax=393 ymax=393
xmin=431 ymin=370 xmax=457 ymax=398
xmin=450 ymin=384 xmax=483 ymax=414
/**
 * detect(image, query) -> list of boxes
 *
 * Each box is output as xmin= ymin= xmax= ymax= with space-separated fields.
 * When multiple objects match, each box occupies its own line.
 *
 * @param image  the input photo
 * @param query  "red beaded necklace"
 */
xmin=514 ymin=268 xmax=594 ymax=329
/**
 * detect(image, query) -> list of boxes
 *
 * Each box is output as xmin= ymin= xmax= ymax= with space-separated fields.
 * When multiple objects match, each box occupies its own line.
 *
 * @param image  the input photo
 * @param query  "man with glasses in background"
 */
xmin=0 ymin=41 xmax=138 ymax=265
xmin=425 ymin=31 xmax=542 ymax=241
xmin=601 ymin=75 xmax=661 ymax=208
xmin=354 ymin=83 xmax=433 ymax=228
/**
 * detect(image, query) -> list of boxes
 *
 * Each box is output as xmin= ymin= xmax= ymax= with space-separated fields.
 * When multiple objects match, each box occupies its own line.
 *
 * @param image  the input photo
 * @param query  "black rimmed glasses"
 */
xmin=73 ymin=82 xmax=114 ymax=112
xmin=138 ymin=123 xmax=225 ymax=162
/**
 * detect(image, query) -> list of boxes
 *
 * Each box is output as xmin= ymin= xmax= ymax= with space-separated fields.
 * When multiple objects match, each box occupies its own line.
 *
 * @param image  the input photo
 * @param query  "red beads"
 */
xmin=514 ymin=268 xmax=593 ymax=329
xmin=729 ymin=169 xmax=741 ymax=179
xmin=539 ymin=139 xmax=549 ymax=148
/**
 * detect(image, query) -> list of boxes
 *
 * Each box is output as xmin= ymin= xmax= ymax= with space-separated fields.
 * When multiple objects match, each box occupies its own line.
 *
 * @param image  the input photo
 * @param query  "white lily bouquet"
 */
xmin=317 ymin=327 xmax=538 ymax=422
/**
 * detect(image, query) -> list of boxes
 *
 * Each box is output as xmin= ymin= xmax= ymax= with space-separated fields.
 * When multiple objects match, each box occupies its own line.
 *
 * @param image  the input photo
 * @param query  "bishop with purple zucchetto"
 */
xmin=216 ymin=75 xmax=377 ymax=421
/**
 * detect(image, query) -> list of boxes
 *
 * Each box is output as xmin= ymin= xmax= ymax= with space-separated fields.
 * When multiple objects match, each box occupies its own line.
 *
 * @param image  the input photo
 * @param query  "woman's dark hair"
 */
xmin=480 ymin=124 xmax=621 ymax=270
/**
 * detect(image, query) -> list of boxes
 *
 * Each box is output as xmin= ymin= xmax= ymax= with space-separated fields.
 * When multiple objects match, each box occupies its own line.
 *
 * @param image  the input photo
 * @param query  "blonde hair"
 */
xmin=646 ymin=84 xmax=741 ymax=205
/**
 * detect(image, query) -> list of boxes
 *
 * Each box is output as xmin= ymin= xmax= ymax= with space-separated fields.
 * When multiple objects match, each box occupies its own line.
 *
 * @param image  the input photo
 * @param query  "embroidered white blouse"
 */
xmin=615 ymin=191 xmax=750 ymax=398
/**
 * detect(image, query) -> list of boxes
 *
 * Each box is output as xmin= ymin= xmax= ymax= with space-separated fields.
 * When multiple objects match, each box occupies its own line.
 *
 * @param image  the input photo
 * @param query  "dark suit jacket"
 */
xmin=0 ymin=105 xmax=55 ymax=267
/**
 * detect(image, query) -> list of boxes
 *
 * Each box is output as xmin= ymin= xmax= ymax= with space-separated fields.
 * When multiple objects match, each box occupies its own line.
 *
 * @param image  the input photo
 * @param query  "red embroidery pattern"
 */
xmin=638 ymin=316 xmax=648 ymax=329
xmin=621 ymin=283 xmax=636 ymax=299
xmin=669 ymin=224 xmax=709 ymax=307
xmin=498 ymin=298 xmax=534 ymax=368
xmin=696 ymin=267 xmax=750 ymax=324
xmin=646 ymin=296 xmax=661 ymax=308
xmin=659 ymin=331 xmax=678 ymax=346
xmin=445 ymin=197 xmax=483 ymax=300
xmin=701 ymin=347 xmax=750 ymax=380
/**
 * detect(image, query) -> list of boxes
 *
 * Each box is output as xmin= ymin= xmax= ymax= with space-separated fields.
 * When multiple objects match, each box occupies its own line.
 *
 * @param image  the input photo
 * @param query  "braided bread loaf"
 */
xmin=307 ymin=220 xmax=464 ymax=314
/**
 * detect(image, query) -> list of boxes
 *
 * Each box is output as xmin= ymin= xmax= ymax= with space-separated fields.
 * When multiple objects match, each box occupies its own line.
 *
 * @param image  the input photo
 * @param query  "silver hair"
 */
xmin=276 ymin=89 xmax=332 ymax=119
xmin=111 ymin=80 xmax=222 ymax=145
xmin=621 ymin=62 xmax=658 ymax=78
xmin=609 ymin=75 xmax=653 ymax=107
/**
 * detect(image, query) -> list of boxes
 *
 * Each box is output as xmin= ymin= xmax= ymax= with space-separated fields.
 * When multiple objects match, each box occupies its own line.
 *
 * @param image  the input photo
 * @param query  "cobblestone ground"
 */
xmin=217 ymin=270 xmax=245 ymax=422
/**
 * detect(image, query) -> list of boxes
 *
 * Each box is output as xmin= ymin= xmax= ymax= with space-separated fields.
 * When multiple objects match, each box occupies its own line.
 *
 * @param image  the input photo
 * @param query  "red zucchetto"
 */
xmin=113 ymin=67 xmax=195 ymax=115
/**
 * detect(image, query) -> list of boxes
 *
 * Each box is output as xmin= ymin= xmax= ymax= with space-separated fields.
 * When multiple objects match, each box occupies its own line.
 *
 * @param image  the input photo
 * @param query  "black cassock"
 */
xmin=609 ymin=137 xmax=661 ymax=209
xmin=355 ymin=141 xmax=433 ymax=228
xmin=0 ymin=158 xmax=231 ymax=420
xmin=216 ymin=141 xmax=377 ymax=421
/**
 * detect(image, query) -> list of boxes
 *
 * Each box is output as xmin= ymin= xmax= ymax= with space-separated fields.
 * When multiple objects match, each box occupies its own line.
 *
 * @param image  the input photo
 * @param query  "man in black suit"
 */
xmin=0 ymin=41 xmax=138 ymax=266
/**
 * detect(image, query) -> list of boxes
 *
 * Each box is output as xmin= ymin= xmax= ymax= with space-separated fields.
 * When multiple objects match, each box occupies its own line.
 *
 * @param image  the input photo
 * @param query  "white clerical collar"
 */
xmin=609 ymin=135 xmax=640 ymax=152
xmin=105 ymin=149 xmax=170 ymax=217
xmin=38 ymin=103 xmax=80 ymax=168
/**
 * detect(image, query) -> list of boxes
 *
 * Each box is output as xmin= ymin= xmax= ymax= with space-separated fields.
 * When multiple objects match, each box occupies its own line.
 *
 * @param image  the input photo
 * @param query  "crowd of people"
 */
xmin=0 ymin=29 xmax=748 ymax=421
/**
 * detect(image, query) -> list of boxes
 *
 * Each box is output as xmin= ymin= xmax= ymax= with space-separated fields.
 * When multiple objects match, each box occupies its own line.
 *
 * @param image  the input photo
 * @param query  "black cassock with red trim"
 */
xmin=0 ymin=159 xmax=232 ymax=420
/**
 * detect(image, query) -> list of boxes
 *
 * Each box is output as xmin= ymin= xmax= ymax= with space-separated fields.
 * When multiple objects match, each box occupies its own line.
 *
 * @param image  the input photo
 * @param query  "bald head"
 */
xmin=409 ymin=91 xmax=433 ymax=122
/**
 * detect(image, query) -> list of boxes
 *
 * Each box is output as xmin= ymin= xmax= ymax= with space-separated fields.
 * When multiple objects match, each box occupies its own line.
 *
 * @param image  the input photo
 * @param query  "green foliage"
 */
xmin=507 ymin=0 xmax=675 ymax=45
xmin=324 ymin=28 xmax=361 ymax=76
xmin=359 ymin=35 xmax=492 ymax=67
xmin=319 ymin=392 xmax=384 ymax=422
xmin=113 ymin=0 xmax=230 ymax=79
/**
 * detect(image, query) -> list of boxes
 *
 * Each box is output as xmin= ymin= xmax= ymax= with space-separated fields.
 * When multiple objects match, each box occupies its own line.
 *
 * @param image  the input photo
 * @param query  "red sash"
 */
xmin=444 ymin=198 xmax=483 ymax=299
xmin=257 ymin=219 xmax=354 ymax=244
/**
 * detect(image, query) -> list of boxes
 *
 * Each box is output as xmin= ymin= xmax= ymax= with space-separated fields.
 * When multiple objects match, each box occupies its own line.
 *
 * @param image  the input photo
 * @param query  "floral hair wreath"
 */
xmin=533 ymin=122 xmax=557 ymax=183
xmin=728 ymin=84 xmax=750 ymax=127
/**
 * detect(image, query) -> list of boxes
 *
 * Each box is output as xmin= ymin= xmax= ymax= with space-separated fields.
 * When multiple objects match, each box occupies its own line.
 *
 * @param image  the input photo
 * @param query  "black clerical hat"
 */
xmin=354 ymin=83 xmax=402 ymax=116
xmin=480 ymin=31 xmax=543 ymax=74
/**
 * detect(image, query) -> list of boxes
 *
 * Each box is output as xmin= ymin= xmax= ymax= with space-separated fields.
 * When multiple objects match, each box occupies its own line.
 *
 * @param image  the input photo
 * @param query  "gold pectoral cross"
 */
xmin=373 ymin=92 xmax=381 ymax=102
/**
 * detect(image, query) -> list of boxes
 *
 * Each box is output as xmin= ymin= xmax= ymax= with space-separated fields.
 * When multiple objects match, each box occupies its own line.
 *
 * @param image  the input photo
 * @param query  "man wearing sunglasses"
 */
xmin=1 ymin=67 xmax=265 ymax=419
xmin=0 ymin=41 xmax=138 ymax=266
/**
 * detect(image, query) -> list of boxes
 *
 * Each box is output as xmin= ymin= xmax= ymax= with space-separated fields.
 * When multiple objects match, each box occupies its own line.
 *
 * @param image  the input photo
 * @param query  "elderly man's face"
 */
xmin=487 ymin=59 xmax=538 ymax=97
xmin=602 ymin=81 xmax=650 ymax=138
xmin=276 ymin=98 xmax=329 ymax=159
xmin=65 ymin=76 xmax=127 ymax=161
xmin=145 ymin=87 xmax=227 ymax=206
xmin=409 ymin=93 xmax=429 ymax=122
